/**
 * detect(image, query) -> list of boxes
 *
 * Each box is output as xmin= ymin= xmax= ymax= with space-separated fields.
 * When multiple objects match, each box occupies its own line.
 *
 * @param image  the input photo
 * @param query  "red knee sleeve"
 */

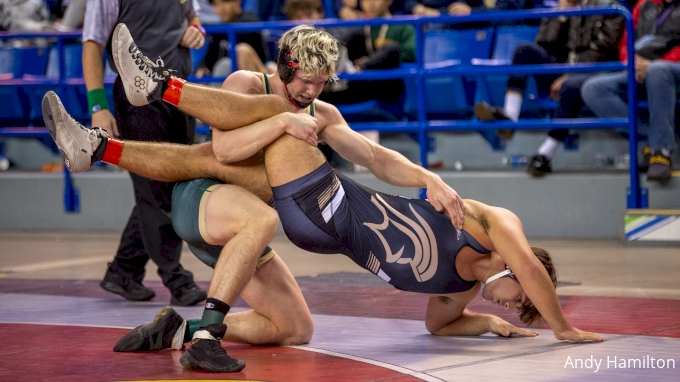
xmin=102 ymin=138 xmax=124 ymax=165
xmin=162 ymin=76 xmax=187 ymax=106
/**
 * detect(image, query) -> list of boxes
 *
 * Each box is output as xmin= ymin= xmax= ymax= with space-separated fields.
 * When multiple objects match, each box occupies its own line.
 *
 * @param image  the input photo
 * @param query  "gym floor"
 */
xmin=1 ymin=231 xmax=678 ymax=381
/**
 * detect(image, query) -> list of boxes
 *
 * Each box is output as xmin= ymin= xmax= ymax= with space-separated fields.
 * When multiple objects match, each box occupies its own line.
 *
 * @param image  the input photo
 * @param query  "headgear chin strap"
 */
xmin=277 ymin=49 xmax=312 ymax=109
xmin=283 ymin=82 xmax=312 ymax=109
xmin=484 ymin=267 xmax=515 ymax=285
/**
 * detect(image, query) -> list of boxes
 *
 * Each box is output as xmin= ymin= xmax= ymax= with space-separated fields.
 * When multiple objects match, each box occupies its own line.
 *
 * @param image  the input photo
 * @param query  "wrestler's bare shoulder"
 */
xmin=221 ymin=70 xmax=267 ymax=94
xmin=312 ymin=99 xmax=344 ymax=130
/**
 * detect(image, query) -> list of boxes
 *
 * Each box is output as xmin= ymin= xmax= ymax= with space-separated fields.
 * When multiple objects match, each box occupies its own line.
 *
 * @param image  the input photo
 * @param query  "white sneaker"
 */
xmin=112 ymin=23 xmax=174 ymax=106
xmin=41 ymin=91 xmax=108 ymax=173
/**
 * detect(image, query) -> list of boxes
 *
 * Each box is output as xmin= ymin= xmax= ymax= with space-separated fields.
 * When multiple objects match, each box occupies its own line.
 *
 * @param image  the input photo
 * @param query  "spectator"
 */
xmin=284 ymin=0 xmax=326 ymax=20
xmin=196 ymin=0 xmax=270 ymax=77
xmin=473 ymin=0 xmax=624 ymax=139
xmin=0 ymin=0 xmax=51 ymax=31
xmin=320 ymin=0 xmax=415 ymax=105
xmin=404 ymin=0 xmax=537 ymax=16
xmin=196 ymin=0 xmax=223 ymax=24
xmin=582 ymin=0 xmax=680 ymax=182
xmin=337 ymin=0 xmax=404 ymax=19
xmin=405 ymin=0 xmax=478 ymax=15
xmin=528 ymin=0 xmax=680 ymax=176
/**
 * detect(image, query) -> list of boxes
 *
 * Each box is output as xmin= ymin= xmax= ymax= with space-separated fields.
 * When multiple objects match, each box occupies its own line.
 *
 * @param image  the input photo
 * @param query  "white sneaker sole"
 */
xmin=112 ymin=23 xmax=151 ymax=107
xmin=41 ymin=91 xmax=75 ymax=171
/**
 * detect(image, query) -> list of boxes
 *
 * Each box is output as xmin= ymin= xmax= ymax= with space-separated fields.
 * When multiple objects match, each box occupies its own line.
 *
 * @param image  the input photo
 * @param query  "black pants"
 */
xmin=111 ymin=76 xmax=196 ymax=292
xmin=507 ymin=43 xmax=561 ymax=97
xmin=548 ymin=74 xmax=594 ymax=142
xmin=320 ymin=30 xmax=404 ymax=105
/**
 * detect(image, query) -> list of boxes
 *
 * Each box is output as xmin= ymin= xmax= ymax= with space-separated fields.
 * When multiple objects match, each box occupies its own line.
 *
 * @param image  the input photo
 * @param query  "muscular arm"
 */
xmin=480 ymin=203 xmax=601 ymax=341
xmin=319 ymin=103 xmax=465 ymax=228
xmin=484 ymin=206 xmax=570 ymax=332
xmin=320 ymin=108 xmax=438 ymax=187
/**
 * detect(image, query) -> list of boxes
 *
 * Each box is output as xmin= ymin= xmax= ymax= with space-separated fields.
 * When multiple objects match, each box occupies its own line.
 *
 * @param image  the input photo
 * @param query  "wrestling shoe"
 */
xmin=180 ymin=324 xmax=246 ymax=373
xmin=41 ymin=91 xmax=108 ymax=173
xmin=114 ymin=306 xmax=186 ymax=352
xmin=473 ymin=101 xmax=515 ymax=140
xmin=171 ymin=282 xmax=207 ymax=306
xmin=112 ymin=23 xmax=175 ymax=106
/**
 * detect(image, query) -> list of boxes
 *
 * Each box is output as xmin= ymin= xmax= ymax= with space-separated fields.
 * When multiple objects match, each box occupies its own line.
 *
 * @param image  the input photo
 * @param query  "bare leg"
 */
xmin=114 ymin=141 xmax=273 ymax=202
xmin=223 ymin=255 xmax=313 ymax=345
xmin=175 ymin=84 xmax=293 ymax=131
xmin=203 ymin=185 xmax=278 ymax=308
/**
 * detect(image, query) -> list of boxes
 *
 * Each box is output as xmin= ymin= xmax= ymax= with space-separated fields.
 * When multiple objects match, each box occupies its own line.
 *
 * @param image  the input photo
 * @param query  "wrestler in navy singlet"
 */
xmin=272 ymin=162 xmax=490 ymax=294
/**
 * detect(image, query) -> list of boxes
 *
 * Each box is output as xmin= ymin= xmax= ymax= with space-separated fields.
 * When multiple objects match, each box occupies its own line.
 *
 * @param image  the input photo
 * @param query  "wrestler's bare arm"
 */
xmin=211 ymin=71 xmax=320 ymax=163
xmin=315 ymin=101 xmax=465 ymax=229
xmin=479 ymin=202 xmax=604 ymax=342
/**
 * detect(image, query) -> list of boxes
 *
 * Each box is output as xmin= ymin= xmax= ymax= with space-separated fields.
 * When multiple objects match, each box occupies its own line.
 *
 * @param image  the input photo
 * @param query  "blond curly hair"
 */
xmin=278 ymin=25 xmax=339 ymax=81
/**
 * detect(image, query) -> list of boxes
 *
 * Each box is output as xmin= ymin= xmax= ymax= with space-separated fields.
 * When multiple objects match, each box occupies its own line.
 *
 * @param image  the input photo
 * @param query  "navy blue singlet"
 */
xmin=272 ymin=163 xmax=490 ymax=294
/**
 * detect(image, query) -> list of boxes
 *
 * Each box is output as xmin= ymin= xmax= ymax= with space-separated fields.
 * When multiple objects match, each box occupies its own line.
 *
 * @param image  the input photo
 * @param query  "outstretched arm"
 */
xmin=483 ymin=205 xmax=604 ymax=342
xmin=319 ymin=106 xmax=465 ymax=229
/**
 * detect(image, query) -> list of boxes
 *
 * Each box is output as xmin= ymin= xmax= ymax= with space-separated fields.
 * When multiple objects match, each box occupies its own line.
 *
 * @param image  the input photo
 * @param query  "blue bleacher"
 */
xmin=474 ymin=26 xmax=543 ymax=109
xmin=0 ymin=47 xmax=51 ymax=127
xmin=419 ymin=28 xmax=494 ymax=119
xmin=0 ymin=46 xmax=51 ymax=78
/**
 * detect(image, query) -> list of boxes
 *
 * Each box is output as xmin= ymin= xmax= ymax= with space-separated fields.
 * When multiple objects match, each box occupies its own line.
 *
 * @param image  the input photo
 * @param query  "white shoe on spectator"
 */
xmin=41 ymin=91 xmax=108 ymax=173
xmin=112 ymin=23 xmax=174 ymax=106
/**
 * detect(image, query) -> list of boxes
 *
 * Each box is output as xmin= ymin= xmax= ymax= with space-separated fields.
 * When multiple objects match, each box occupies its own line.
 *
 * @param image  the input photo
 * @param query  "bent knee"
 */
xmin=248 ymin=204 xmax=279 ymax=232
xmin=279 ymin=318 xmax=314 ymax=345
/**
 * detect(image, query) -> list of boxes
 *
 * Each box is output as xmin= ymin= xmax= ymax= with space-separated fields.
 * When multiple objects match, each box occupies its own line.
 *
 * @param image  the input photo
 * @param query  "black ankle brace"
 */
xmin=91 ymin=134 xmax=108 ymax=164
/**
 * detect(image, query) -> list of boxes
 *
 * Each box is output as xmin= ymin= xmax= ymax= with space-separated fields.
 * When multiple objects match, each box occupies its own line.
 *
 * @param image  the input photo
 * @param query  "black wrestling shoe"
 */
xmin=473 ymin=101 xmax=515 ymax=140
xmin=527 ymin=154 xmax=552 ymax=177
xmin=171 ymin=282 xmax=207 ymax=306
xmin=100 ymin=264 xmax=155 ymax=301
xmin=180 ymin=324 xmax=246 ymax=373
xmin=114 ymin=306 xmax=185 ymax=351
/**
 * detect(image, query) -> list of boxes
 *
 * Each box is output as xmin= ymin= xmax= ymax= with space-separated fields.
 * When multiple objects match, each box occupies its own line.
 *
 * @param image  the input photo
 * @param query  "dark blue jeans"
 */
xmin=549 ymin=74 xmax=595 ymax=141
xmin=507 ymin=43 xmax=561 ymax=96
xmin=581 ymin=61 xmax=680 ymax=152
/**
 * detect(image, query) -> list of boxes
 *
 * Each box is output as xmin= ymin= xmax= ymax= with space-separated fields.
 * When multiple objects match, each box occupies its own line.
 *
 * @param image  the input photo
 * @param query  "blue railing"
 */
xmin=0 ymin=6 xmax=641 ymax=208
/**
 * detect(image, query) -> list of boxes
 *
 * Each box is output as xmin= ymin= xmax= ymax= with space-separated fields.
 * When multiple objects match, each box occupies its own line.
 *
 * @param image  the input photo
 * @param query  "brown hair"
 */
xmin=518 ymin=247 xmax=558 ymax=325
xmin=283 ymin=0 xmax=324 ymax=19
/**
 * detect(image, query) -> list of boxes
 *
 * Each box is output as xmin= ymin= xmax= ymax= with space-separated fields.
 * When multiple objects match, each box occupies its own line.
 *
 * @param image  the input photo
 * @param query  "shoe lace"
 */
xmin=129 ymin=42 xmax=175 ymax=81
xmin=87 ymin=129 xmax=99 ymax=143
xmin=206 ymin=339 xmax=228 ymax=357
